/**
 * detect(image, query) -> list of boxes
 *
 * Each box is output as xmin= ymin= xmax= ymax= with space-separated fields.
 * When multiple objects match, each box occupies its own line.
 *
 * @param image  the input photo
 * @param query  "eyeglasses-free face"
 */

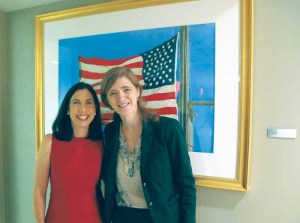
xmin=106 ymin=76 xmax=140 ymax=119
xmin=68 ymin=88 xmax=96 ymax=137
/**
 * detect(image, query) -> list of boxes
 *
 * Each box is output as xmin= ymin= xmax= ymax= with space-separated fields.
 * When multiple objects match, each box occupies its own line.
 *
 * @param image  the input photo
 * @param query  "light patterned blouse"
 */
xmin=115 ymin=130 xmax=148 ymax=208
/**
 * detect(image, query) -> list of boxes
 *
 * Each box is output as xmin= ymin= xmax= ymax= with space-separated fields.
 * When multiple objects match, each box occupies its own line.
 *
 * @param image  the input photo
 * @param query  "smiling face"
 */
xmin=68 ymin=88 xmax=96 ymax=137
xmin=106 ymin=76 xmax=140 ymax=119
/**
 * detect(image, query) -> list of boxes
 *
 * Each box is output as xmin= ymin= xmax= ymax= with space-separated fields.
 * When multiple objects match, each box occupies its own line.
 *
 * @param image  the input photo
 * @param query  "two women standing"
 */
xmin=34 ymin=66 xmax=196 ymax=223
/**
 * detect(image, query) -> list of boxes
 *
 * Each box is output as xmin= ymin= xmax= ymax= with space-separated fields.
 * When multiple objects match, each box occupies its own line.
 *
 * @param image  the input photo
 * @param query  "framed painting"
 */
xmin=35 ymin=0 xmax=253 ymax=191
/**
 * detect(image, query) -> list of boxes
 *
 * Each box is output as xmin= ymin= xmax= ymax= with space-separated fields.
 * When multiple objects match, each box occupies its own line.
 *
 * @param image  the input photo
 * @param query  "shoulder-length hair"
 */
xmin=52 ymin=82 xmax=103 ymax=141
xmin=100 ymin=66 xmax=159 ymax=122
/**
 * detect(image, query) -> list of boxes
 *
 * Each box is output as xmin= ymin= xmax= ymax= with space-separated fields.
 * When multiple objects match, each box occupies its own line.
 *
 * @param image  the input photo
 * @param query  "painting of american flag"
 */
xmin=79 ymin=34 xmax=179 ymax=125
xmin=59 ymin=24 xmax=215 ymax=153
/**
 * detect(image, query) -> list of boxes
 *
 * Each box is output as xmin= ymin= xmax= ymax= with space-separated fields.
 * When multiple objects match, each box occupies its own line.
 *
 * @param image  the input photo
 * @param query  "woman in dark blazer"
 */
xmin=100 ymin=66 xmax=196 ymax=223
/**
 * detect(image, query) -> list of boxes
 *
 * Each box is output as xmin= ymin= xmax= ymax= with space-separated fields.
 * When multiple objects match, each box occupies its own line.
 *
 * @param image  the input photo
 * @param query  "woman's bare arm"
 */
xmin=33 ymin=134 xmax=52 ymax=223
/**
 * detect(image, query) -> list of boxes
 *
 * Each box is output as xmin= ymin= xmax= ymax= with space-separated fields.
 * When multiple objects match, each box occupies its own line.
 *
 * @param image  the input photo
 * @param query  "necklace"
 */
xmin=119 ymin=129 xmax=141 ymax=177
xmin=121 ymin=122 xmax=142 ymax=153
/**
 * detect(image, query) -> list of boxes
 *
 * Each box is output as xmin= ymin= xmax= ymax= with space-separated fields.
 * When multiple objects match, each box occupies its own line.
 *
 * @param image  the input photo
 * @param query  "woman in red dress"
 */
xmin=34 ymin=82 xmax=103 ymax=223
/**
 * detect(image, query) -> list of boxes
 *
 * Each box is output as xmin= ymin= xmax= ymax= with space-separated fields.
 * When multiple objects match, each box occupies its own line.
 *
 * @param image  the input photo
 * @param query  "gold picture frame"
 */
xmin=35 ymin=0 xmax=253 ymax=191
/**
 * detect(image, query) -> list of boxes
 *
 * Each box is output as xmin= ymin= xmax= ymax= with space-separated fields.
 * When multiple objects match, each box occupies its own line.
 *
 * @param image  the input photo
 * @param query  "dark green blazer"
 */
xmin=101 ymin=116 xmax=196 ymax=223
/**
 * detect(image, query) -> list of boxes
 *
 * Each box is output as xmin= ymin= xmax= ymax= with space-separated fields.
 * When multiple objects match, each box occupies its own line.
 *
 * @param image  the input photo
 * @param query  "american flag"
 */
xmin=79 ymin=34 xmax=179 ymax=125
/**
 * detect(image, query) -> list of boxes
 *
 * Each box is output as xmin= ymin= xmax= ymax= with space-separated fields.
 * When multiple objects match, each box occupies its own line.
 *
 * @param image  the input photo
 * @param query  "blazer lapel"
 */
xmin=105 ymin=122 xmax=120 ymax=195
xmin=140 ymin=120 xmax=155 ymax=175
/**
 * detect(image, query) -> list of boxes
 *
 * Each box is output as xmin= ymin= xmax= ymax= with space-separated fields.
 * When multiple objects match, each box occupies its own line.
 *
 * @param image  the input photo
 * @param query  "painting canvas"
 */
xmin=58 ymin=24 xmax=215 ymax=153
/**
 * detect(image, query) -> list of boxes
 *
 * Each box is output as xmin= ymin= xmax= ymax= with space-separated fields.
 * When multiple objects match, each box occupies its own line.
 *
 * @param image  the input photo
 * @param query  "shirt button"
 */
xmin=143 ymin=182 xmax=147 ymax=187
xmin=149 ymin=202 xmax=153 ymax=206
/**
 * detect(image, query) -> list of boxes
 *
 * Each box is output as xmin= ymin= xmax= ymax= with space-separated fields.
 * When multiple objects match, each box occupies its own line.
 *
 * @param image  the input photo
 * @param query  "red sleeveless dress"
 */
xmin=46 ymin=137 xmax=103 ymax=223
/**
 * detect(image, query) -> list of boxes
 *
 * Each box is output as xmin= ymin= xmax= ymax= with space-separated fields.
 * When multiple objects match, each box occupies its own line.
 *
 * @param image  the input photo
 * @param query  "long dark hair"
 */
xmin=101 ymin=66 xmax=159 ymax=122
xmin=52 ymin=82 xmax=103 ymax=141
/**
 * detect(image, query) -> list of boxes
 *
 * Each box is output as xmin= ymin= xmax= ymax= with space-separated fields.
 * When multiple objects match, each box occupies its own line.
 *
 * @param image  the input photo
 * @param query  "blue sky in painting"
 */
xmin=188 ymin=24 xmax=215 ymax=153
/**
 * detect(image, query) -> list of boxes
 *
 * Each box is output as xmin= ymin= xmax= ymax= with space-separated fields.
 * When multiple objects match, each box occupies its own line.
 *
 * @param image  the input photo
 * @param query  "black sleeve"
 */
xmin=159 ymin=117 xmax=196 ymax=223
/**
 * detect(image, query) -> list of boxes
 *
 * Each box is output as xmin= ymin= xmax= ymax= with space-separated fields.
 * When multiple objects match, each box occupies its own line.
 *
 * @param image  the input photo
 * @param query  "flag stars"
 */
xmin=141 ymin=35 xmax=177 ymax=90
